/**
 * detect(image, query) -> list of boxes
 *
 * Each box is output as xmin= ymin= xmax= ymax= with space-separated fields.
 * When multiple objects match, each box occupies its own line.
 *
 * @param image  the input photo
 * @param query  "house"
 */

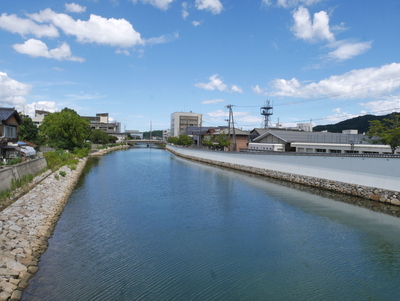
xmin=202 ymin=127 xmax=250 ymax=151
xmin=248 ymin=128 xmax=392 ymax=154
xmin=0 ymin=108 xmax=23 ymax=160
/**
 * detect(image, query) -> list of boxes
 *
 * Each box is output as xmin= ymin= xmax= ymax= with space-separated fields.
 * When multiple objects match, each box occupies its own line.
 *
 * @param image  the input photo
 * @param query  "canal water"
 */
xmin=22 ymin=148 xmax=400 ymax=300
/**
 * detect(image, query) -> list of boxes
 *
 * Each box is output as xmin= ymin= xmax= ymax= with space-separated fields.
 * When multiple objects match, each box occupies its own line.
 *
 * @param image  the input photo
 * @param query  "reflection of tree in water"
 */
xmin=74 ymin=157 xmax=100 ymax=189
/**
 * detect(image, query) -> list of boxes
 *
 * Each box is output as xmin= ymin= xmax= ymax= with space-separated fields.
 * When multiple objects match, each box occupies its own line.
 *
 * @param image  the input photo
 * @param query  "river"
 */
xmin=22 ymin=147 xmax=400 ymax=300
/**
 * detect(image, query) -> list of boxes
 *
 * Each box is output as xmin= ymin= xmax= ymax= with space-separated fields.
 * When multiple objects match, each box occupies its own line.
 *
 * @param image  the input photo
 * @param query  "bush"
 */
xmin=59 ymin=171 xmax=67 ymax=177
xmin=6 ymin=157 xmax=22 ymax=166
xmin=44 ymin=150 xmax=76 ymax=171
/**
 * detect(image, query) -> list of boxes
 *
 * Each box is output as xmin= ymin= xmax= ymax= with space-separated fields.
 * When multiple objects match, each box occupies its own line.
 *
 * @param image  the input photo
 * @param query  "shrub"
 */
xmin=59 ymin=171 xmax=67 ymax=177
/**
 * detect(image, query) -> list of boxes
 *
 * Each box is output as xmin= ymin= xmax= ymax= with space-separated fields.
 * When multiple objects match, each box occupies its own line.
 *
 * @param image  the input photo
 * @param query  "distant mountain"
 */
xmin=313 ymin=112 xmax=399 ymax=134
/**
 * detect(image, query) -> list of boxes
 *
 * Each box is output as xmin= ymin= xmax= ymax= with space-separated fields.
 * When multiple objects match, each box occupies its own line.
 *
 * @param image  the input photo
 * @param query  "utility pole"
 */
xmin=260 ymin=100 xmax=273 ymax=129
xmin=226 ymin=105 xmax=236 ymax=151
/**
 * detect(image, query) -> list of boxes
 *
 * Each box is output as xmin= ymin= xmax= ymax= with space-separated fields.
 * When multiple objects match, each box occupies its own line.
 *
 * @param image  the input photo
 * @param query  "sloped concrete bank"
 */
xmin=167 ymin=145 xmax=400 ymax=206
xmin=0 ymin=158 xmax=87 ymax=301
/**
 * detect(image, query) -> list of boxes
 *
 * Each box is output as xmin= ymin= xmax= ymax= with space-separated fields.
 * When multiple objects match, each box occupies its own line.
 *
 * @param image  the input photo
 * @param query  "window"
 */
xmin=4 ymin=125 xmax=17 ymax=138
xmin=315 ymin=149 xmax=326 ymax=153
xmin=329 ymin=150 xmax=341 ymax=153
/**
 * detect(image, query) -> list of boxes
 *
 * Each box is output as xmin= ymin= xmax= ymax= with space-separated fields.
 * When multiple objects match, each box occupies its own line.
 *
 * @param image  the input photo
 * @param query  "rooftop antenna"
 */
xmin=261 ymin=100 xmax=273 ymax=129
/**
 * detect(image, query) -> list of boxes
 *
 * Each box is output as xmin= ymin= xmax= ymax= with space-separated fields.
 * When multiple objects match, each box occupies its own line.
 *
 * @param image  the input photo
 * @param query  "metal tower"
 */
xmin=261 ymin=100 xmax=273 ymax=129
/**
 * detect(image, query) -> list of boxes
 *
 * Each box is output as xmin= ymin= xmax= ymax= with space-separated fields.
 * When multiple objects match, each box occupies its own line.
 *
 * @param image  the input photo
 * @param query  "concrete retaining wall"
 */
xmin=0 ymin=158 xmax=48 ymax=192
xmin=167 ymin=145 xmax=400 ymax=206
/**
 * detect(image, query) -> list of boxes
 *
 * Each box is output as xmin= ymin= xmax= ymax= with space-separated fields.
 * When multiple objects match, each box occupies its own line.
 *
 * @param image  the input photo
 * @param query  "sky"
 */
xmin=1 ymin=0 xmax=400 ymax=132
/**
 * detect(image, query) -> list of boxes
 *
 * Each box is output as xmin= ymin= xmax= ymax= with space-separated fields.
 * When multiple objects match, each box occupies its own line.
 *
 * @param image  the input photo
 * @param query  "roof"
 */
xmin=253 ymin=129 xmax=369 ymax=144
xmin=0 ymin=107 xmax=23 ymax=124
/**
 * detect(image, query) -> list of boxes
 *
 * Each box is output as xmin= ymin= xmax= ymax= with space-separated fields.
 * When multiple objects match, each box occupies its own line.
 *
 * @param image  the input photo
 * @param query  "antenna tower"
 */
xmin=261 ymin=100 xmax=273 ymax=129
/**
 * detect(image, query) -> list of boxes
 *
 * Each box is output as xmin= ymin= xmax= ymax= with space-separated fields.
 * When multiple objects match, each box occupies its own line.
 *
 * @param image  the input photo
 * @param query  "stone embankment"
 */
xmin=0 ymin=158 xmax=87 ymax=301
xmin=0 ymin=144 xmax=129 ymax=300
xmin=90 ymin=144 xmax=129 ymax=156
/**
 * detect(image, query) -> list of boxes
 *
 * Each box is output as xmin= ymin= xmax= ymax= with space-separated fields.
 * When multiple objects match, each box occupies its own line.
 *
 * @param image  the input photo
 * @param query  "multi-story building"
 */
xmin=32 ymin=110 xmax=51 ymax=127
xmin=82 ymin=113 xmax=120 ymax=134
xmin=170 ymin=111 xmax=202 ymax=137
xmin=0 ymin=107 xmax=23 ymax=160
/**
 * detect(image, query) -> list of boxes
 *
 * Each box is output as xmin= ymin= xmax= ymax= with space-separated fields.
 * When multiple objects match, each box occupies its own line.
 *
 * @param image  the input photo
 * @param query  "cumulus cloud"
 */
xmin=201 ymin=99 xmax=225 ymax=104
xmin=291 ymin=6 xmax=334 ymax=42
xmin=327 ymin=40 xmax=372 ymax=61
xmin=268 ymin=63 xmax=400 ymax=100
xmin=252 ymin=85 xmax=264 ymax=95
xmin=13 ymin=39 xmax=85 ymax=62
xmin=195 ymin=74 xmax=242 ymax=93
xmin=360 ymin=98 xmax=400 ymax=114
xmin=291 ymin=6 xmax=372 ymax=62
xmin=131 ymin=0 xmax=174 ymax=10
xmin=28 ymin=9 xmax=144 ymax=48
xmin=0 ymin=72 xmax=32 ymax=106
xmin=19 ymin=101 xmax=58 ymax=117
xmin=65 ymin=3 xmax=87 ymax=13
xmin=195 ymin=0 xmax=223 ymax=14
xmin=192 ymin=21 xmax=201 ymax=26
xmin=0 ymin=13 xmax=58 ymax=38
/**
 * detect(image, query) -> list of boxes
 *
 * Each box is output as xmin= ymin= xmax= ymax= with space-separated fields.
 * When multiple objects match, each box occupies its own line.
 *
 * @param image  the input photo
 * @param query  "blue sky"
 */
xmin=1 ymin=0 xmax=400 ymax=132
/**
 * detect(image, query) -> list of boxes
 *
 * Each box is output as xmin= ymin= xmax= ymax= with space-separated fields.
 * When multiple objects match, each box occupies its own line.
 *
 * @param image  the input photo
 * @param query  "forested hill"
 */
xmin=313 ymin=113 xmax=399 ymax=133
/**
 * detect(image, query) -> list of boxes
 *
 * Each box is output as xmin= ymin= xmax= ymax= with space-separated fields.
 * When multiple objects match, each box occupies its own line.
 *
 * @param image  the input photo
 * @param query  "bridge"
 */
xmin=127 ymin=140 xmax=166 ymax=147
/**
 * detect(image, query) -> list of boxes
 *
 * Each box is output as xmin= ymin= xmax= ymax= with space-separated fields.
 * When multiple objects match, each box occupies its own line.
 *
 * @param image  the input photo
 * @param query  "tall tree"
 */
xmin=89 ymin=129 xmax=110 ymax=144
xmin=367 ymin=114 xmax=400 ymax=154
xmin=18 ymin=113 xmax=39 ymax=144
xmin=40 ymin=108 xmax=90 ymax=151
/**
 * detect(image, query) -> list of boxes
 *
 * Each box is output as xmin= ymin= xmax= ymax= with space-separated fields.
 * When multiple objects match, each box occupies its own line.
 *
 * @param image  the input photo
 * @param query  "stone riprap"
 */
xmin=167 ymin=146 xmax=400 ymax=206
xmin=90 ymin=144 xmax=129 ymax=156
xmin=0 ymin=158 xmax=87 ymax=301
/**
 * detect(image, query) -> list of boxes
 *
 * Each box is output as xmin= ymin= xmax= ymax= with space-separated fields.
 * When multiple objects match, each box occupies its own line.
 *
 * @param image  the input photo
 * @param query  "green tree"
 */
xmin=167 ymin=136 xmax=179 ymax=144
xmin=177 ymin=134 xmax=193 ymax=146
xmin=368 ymin=115 xmax=400 ymax=154
xmin=39 ymin=108 xmax=90 ymax=151
xmin=90 ymin=129 xmax=110 ymax=144
xmin=18 ymin=114 xmax=39 ymax=144
xmin=216 ymin=132 xmax=231 ymax=149
xmin=202 ymin=135 xmax=215 ymax=148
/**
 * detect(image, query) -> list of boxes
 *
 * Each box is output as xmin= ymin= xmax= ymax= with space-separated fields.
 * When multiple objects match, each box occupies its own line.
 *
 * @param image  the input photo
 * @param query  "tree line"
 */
xmin=19 ymin=108 xmax=121 ymax=153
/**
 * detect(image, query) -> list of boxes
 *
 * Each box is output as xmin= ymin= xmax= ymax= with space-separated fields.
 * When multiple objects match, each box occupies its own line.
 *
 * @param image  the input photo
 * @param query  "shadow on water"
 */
xmin=171 ymin=155 xmax=400 ymax=218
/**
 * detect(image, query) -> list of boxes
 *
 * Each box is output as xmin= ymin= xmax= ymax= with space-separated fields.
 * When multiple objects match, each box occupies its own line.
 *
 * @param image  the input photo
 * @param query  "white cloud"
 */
xmin=231 ymin=85 xmax=243 ymax=93
xmin=182 ymin=2 xmax=189 ymax=19
xmin=201 ymin=99 xmax=225 ymax=104
xmin=19 ymin=101 xmax=58 ymax=117
xmin=252 ymin=85 xmax=264 ymax=95
xmin=327 ymin=40 xmax=372 ymax=61
xmin=0 ymin=13 xmax=58 ymax=38
xmin=359 ymin=98 xmax=400 ymax=114
xmin=291 ymin=6 xmax=334 ymax=43
xmin=131 ymin=0 xmax=174 ymax=10
xmin=195 ymin=74 xmax=242 ymax=93
xmin=195 ymin=74 xmax=228 ymax=91
xmin=65 ymin=3 xmax=87 ymax=13
xmin=28 ymin=9 xmax=144 ymax=48
xmin=277 ymin=0 xmax=322 ymax=8
xmin=145 ymin=32 xmax=179 ymax=45
xmin=13 ymin=39 xmax=85 ymax=62
xmin=115 ymin=49 xmax=130 ymax=55
xmin=0 ymin=72 xmax=32 ymax=107
xmin=192 ymin=21 xmax=201 ymax=26
xmin=268 ymin=63 xmax=400 ymax=99
xmin=195 ymin=0 xmax=223 ymax=14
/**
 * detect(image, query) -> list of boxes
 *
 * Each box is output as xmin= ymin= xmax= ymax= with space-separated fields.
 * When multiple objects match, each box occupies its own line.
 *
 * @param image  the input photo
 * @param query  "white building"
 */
xmin=32 ymin=110 xmax=51 ymax=127
xmin=170 ymin=111 xmax=202 ymax=137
